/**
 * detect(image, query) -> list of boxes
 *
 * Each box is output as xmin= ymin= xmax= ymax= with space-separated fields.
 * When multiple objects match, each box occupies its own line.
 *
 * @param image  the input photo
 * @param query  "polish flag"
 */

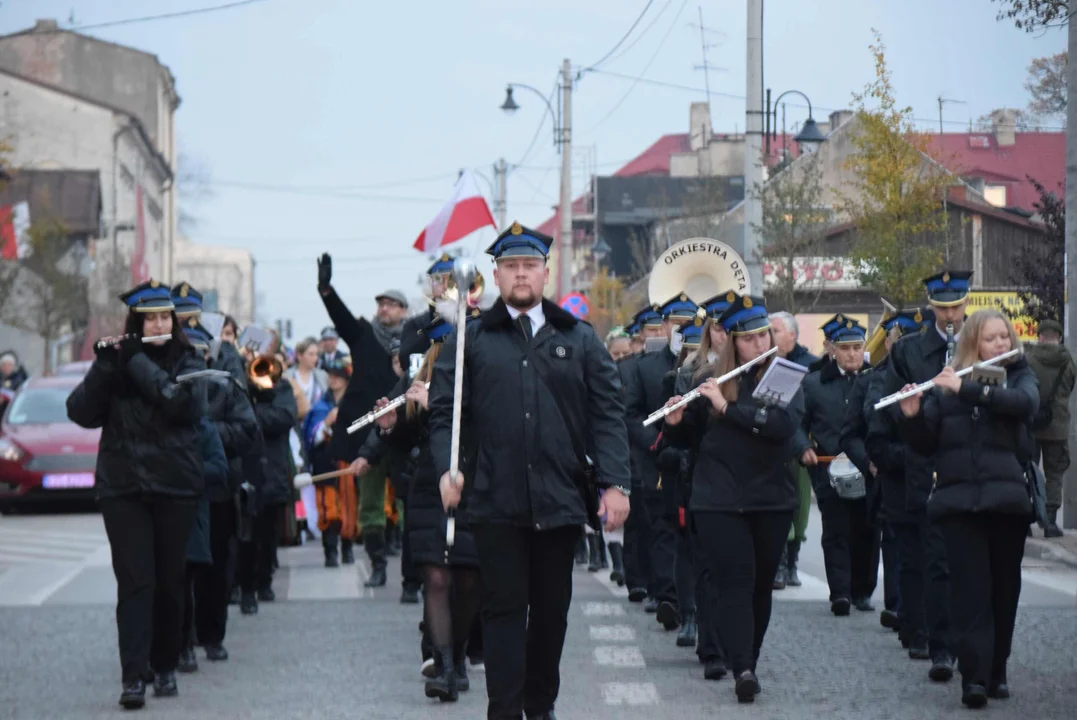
xmin=412 ymin=170 xmax=496 ymax=252
xmin=0 ymin=201 xmax=31 ymax=260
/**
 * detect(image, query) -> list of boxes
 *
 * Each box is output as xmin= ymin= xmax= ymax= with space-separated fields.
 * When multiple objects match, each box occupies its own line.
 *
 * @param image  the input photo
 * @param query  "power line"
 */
xmin=513 ymin=77 xmax=560 ymax=167
xmin=68 ymin=0 xmax=271 ymax=31
xmin=584 ymin=0 xmax=656 ymax=72
xmin=211 ymin=172 xmax=457 ymax=192
xmin=194 ymin=235 xmax=385 ymax=246
xmin=258 ymin=253 xmax=423 ymax=265
xmin=204 ymin=180 xmax=554 ymax=207
xmin=585 ymin=0 xmax=689 ymax=134
xmin=605 ymin=0 xmax=674 ymax=65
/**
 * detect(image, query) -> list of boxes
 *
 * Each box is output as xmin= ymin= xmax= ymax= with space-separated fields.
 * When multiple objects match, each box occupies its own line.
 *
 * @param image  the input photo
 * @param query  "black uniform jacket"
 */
xmin=357 ymin=372 xmax=418 ymax=499
xmin=900 ymin=358 xmax=1037 ymax=521
xmin=864 ymin=358 xmax=913 ymax=523
xmin=883 ymin=328 xmax=951 ymax=513
xmin=319 ymin=285 xmax=399 ymax=461
xmin=801 ymin=360 xmax=871 ymax=502
xmin=244 ymin=380 xmax=298 ymax=508
xmin=663 ymin=369 xmax=804 ymax=514
xmin=839 ymin=363 xmax=886 ymax=520
xmin=428 ymin=298 xmax=631 ymax=531
xmin=624 ymin=347 xmax=678 ymax=494
xmin=399 ymin=307 xmax=435 ymax=363
xmin=67 ymin=344 xmax=208 ymax=499
xmin=206 ymin=374 xmax=259 ymax=501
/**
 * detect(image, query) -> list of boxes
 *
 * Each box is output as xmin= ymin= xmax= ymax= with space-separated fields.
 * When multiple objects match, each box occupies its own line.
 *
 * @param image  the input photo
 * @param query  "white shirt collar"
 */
xmin=506 ymin=302 xmax=546 ymax=335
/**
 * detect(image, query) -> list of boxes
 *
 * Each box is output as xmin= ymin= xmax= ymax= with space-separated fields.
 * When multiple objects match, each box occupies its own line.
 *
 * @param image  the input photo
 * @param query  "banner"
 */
xmin=966 ymin=291 xmax=1038 ymax=341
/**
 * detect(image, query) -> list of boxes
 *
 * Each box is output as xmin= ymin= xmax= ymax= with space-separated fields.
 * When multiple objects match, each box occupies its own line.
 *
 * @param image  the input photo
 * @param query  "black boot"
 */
xmin=341 ymin=538 xmax=355 ymax=565
xmin=119 ymin=679 xmax=146 ymax=709
xmin=239 ymin=591 xmax=258 ymax=615
xmin=363 ymin=529 xmax=388 ymax=587
xmin=773 ymin=544 xmax=788 ymax=590
xmin=153 ymin=671 xmax=178 ymax=697
xmin=575 ymin=535 xmax=588 ymax=565
xmin=598 ymin=534 xmax=609 ymax=569
xmin=323 ymin=523 xmax=340 ymax=568
xmin=385 ymin=523 xmax=401 ymax=557
xmin=424 ymin=645 xmax=458 ymax=702
xmin=177 ymin=647 xmax=198 ymax=673
xmin=676 ymin=612 xmax=698 ymax=647
xmin=1045 ymin=508 xmax=1064 ymax=538
xmin=608 ymin=542 xmax=626 ymax=586
xmin=587 ymin=534 xmax=602 ymax=573
xmin=453 ymin=641 xmax=470 ymax=692
xmin=786 ymin=540 xmax=802 ymax=587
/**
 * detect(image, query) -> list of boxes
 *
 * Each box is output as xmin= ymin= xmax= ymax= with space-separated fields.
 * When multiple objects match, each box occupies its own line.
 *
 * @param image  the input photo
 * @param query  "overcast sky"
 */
xmin=1 ymin=0 xmax=1065 ymax=341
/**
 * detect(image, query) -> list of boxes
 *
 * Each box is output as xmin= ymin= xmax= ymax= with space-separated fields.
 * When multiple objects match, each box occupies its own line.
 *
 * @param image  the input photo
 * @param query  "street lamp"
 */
xmin=764 ymin=89 xmax=827 ymax=156
xmin=499 ymin=83 xmax=562 ymax=150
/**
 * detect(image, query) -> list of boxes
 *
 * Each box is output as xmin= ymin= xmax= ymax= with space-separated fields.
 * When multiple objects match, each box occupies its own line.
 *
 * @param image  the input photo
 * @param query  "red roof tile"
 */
xmin=925 ymin=132 xmax=1064 ymax=212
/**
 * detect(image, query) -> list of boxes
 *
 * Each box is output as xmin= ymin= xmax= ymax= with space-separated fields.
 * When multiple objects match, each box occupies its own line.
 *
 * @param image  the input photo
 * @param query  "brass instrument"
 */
xmin=647 ymin=237 xmax=752 ymax=308
xmin=864 ymin=298 xmax=898 ymax=367
xmin=247 ymin=353 xmax=283 ymax=391
xmin=872 ymin=348 xmax=1021 ymax=411
xmin=944 ymin=322 xmax=956 ymax=366
xmin=425 ymin=267 xmax=485 ymax=308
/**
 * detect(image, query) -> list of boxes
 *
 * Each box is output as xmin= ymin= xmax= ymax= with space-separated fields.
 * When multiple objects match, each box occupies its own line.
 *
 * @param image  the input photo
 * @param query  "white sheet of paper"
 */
xmin=752 ymin=357 xmax=808 ymax=408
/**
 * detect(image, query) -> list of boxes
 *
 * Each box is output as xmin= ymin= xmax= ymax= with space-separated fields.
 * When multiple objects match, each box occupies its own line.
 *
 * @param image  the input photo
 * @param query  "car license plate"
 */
xmin=42 ymin=473 xmax=95 ymax=489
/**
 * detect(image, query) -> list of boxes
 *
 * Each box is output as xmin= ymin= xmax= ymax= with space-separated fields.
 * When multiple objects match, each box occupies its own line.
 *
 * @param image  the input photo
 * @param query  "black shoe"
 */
xmin=785 ymin=541 xmax=802 ymax=587
xmin=177 ymin=648 xmax=198 ymax=674
xmin=228 ymin=586 xmax=240 ymax=605
xmin=119 ymin=679 xmax=146 ymax=710
xmin=424 ymin=646 xmax=458 ymax=702
xmin=257 ymin=587 xmax=275 ymax=602
xmin=908 ymin=644 xmax=930 ymax=660
xmin=987 ymin=683 xmax=1010 ymax=700
xmin=830 ymin=598 xmax=851 ymax=616
xmin=773 ymin=544 xmax=788 ymax=589
xmin=735 ymin=670 xmax=760 ymax=703
xmin=1045 ymin=523 xmax=1064 ymax=538
xmin=400 ymin=586 xmax=420 ymax=604
xmin=656 ymin=601 xmax=679 ymax=630
xmin=526 ymin=712 xmax=556 ymax=720
xmin=363 ymin=530 xmax=388 ymax=587
xmin=453 ymin=643 xmax=470 ymax=692
xmin=341 ymin=540 xmax=355 ymax=565
xmin=929 ymin=655 xmax=954 ymax=682
xmin=608 ymin=542 xmax=626 ymax=586
xmin=644 ymin=597 xmax=659 ymax=614
xmin=627 ymin=587 xmax=647 ymax=602
xmin=324 ymin=548 xmax=339 ymax=568
xmin=703 ymin=659 xmax=727 ymax=680
xmin=364 ymin=566 xmax=388 ymax=587
xmin=854 ymin=596 xmax=875 ymax=612
xmin=962 ymin=684 xmax=988 ymax=709
xmin=240 ymin=591 xmax=258 ymax=615
xmin=152 ymin=671 xmax=177 ymax=698
xmin=676 ymin=614 xmax=697 ymax=647
xmin=574 ymin=536 xmax=588 ymax=565
xmin=880 ymin=609 xmax=901 ymax=629
xmin=205 ymin=645 xmax=228 ymax=662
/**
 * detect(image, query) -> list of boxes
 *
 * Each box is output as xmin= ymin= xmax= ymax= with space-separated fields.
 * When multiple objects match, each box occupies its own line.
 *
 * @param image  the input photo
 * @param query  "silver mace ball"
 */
xmin=452 ymin=257 xmax=477 ymax=292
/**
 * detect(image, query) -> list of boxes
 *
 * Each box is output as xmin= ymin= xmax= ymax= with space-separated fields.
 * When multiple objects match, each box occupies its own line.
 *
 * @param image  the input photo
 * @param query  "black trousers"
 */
xmin=100 ymin=494 xmax=198 ymax=683
xmin=694 ymin=510 xmax=792 ymax=676
xmin=400 ymin=498 xmax=422 ymax=591
xmin=194 ymin=499 xmax=236 ymax=646
xmin=818 ymin=497 xmax=879 ymax=602
xmin=644 ymin=490 xmax=677 ymax=604
xmin=880 ymin=521 xmax=902 ymax=613
xmin=895 ymin=513 xmax=950 ymax=657
xmin=674 ymin=524 xmax=696 ymax=615
xmin=623 ymin=485 xmax=652 ymax=591
xmin=473 ymin=523 xmax=578 ymax=720
xmin=939 ymin=513 xmax=1026 ymax=688
xmin=238 ymin=503 xmax=284 ymax=593
xmin=181 ymin=563 xmax=207 ymax=649
xmin=691 ymin=518 xmax=724 ymax=663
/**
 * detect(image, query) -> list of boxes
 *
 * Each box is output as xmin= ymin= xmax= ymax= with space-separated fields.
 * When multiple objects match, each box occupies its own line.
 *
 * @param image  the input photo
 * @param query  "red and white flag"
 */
xmin=0 ymin=201 xmax=31 ymax=260
xmin=412 ymin=170 xmax=496 ymax=252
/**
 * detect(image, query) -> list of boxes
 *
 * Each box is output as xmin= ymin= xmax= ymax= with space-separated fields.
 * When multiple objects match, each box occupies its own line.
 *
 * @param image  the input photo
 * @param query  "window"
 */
xmin=5 ymin=387 xmax=74 ymax=425
xmin=983 ymin=185 xmax=1007 ymax=207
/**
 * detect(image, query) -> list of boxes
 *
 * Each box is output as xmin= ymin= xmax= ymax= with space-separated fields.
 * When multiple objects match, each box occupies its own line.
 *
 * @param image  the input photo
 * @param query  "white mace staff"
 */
xmin=444 ymin=258 xmax=476 ymax=552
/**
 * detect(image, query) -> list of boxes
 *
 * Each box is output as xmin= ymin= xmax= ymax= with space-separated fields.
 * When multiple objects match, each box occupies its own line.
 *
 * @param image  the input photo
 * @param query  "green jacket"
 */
xmin=1025 ymin=343 xmax=1076 ymax=442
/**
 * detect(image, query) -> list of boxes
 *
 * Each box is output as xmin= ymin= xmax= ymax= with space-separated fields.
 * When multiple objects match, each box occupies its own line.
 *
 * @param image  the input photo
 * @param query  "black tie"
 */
xmin=517 ymin=314 xmax=533 ymax=344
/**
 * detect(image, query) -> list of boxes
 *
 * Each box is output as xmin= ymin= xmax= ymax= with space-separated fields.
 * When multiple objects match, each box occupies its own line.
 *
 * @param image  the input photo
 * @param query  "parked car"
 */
xmin=0 ymin=374 xmax=100 ymax=512
xmin=54 ymin=360 xmax=93 ymax=377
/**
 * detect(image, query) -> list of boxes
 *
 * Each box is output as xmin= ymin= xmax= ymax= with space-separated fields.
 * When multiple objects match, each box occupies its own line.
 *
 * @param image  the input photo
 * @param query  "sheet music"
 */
xmin=751 ymin=357 xmax=808 ymax=408
xmin=970 ymin=364 xmax=1006 ymax=388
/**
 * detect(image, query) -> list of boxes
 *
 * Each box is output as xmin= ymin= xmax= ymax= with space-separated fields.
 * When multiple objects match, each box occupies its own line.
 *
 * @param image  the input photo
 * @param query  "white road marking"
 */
xmin=593 ymin=645 xmax=646 ymax=667
xmin=602 ymin=682 xmax=660 ymax=706
xmin=589 ymin=625 xmax=636 ymax=642
xmin=583 ymin=601 xmax=625 ymax=617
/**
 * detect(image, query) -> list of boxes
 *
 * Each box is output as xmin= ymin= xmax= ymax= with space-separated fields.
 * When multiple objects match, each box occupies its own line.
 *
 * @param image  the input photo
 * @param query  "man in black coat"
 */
xmin=800 ymin=318 xmax=877 ymax=616
xmin=623 ymin=294 xmax=699 ymax=631
xmin=430 ymin=222 xmax=631 ymax=720
xmin=882 ymin=270 xmax=971 ymax=682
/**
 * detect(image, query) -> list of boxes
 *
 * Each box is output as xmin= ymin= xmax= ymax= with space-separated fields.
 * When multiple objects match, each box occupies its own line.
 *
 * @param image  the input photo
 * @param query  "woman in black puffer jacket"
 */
xmin=373 ymin=314 xmax=480 ymax=703
xmin=897 ymin=309 xmax=1036 ymax=710
xmin=66 ymin=281 xmax=208 ymax=710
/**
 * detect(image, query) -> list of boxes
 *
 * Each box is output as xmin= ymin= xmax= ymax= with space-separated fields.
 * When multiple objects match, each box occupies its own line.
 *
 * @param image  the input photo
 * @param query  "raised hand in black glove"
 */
xmin=93 ymin=338 xmax=119 ymax=361
xmin=317 ymin=253 xmax=332 ymax=292
xmin=120 ymin=334 xmax=144 ymax=358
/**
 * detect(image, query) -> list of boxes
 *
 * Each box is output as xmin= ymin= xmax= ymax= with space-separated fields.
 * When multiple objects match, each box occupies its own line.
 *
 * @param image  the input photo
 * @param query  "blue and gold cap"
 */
xmin=923 ymin=270 xmax=972 ymax=307
xmin=171 ymin=281 xmax=203 ymax=318
xmin=119 ymin=279 xmax=174 ymax=313
xmin=181 ymin=316 xmax=212 ymax=350
xmin=829 ymin=317 xmax=867 ymax=345
xmin=656 ymin=293 xmax=700 ymax=323
xmin=427 ymin=253 xmax=455 ymax=276
xmin=625 ymin=321 xmax=641 ymax=337
xmin=820 ymin=313 xmax=847 ymax=340
xmin=486 ymin=221 xmax=553 ymax=260
xmin=680 ymin=323 xmax=704 ymax=350
xmin=883 ymin=308 xmax=928 ymax=336
xmin=699 ymin=291 xmax=735 ymax=320
xmin=634 ymin=306 xmax=664 ymax=329
xmin=718 ymin=293 xmax=770 ymax=336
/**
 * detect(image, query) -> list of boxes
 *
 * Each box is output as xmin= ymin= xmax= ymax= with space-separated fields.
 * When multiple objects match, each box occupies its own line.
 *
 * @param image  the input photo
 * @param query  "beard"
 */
xmin=505 ymin=285 xmax=539 ymax=310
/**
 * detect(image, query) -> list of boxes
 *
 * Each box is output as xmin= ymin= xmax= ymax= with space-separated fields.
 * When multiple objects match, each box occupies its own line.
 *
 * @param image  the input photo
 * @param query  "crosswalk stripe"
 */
xmin=0 ymin=527 xmax=105 ymax=543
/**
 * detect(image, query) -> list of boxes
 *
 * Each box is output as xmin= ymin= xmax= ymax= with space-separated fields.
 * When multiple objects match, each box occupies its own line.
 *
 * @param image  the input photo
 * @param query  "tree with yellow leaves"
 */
xmin=840 ymin=31 xmax=952 ymax=307
xmin=587 ymin=267 xmax=628 ymax=340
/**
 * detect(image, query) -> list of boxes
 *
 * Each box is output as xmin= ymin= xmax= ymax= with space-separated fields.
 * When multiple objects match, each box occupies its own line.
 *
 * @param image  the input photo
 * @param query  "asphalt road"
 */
xmin=1 ymin=507 xmax=1076 ymax=719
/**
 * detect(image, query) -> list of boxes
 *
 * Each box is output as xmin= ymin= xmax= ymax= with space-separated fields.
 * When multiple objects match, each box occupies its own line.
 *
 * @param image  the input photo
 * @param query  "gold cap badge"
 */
xmin=942 ymin=272 xmax=950 ymax=283
xmin=150 ymin=279 xmax=159 ymax=289
xmin=726 ymin=291 xmax=736 ymax=303
xmin=743 ymin=297 xmax=753 ymax=309
xmin=510 ymin=221 xmax=523 ymax=235
xmin=847 ymin=320 xmax=853 ymax=329
xmin=188 ymin=317 xmax=198 ymax=328
xmin=180 ymin=284 xmax=188 ymax=298
xmin=914 ymin=310 xmax=923 ymax=323
xmin=679 ymin=293 xmax=688 ymax=302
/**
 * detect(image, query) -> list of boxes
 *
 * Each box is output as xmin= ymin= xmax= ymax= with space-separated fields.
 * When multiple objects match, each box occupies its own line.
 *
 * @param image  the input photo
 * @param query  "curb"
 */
xmin=1024 ymin=536 xmax=1077 ymax=569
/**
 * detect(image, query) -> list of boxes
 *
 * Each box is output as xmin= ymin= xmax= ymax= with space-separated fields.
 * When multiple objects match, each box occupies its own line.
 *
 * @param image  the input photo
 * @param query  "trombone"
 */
xmin=872 ymin=348 xmax=1021 ymax=411
xmin=643 ymin=346 xmax=778 ymax=427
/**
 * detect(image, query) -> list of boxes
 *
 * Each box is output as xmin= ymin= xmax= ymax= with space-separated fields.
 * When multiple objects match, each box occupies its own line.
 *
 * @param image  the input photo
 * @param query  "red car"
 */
xmin=0 ymin=374 xmax=100 ymax=512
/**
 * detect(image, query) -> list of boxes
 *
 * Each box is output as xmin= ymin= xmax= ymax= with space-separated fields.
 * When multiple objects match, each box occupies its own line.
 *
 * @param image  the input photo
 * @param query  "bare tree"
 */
xmin=751 ymin=154 xmax=830 ymax=313
xmin=993 ymin=0 xmax=1070 ymax=31
xmin=1027 ymin=52 xmax=1068 ymax=122
xmin=176 ymin=151 xmax=214 ymax=236
xmin=975 ymin=108 xmax=1039 ymax=131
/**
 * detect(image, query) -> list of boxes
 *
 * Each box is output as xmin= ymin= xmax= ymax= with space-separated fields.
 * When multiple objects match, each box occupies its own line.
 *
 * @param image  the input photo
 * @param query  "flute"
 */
xmin=643 ymin=346 xmax=778 ymax=427
xmin=94 ymin=334 xmax=172 ymax=350
xmin=346 ymin=383 xmax=431 ymax=434
xmin=872 ymin=348 xmax=1021 ymax=411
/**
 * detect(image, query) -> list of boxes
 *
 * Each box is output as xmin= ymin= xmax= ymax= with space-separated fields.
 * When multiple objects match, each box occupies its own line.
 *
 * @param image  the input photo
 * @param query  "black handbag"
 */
xmin=1024 ymin=461 xmax=1050 ymax=530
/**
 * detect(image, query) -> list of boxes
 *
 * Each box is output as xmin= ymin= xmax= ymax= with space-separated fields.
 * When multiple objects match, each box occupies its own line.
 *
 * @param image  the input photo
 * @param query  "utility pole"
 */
xmin=559 ymin=58 xmax=574 ymax=299
xmin=493 ymin=158 xmax=508 ymax=231
xmin=937 ymin=97 xmax=965 ymax=263
xmin=743 ymin=0 xmax=765 ymax=294
xmin=1064 ymin=16 xmax=1077 ymax=529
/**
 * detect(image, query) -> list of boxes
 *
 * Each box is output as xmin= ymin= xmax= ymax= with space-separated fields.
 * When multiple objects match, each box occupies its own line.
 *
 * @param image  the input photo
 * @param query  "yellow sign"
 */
xmin=966 ymin=291 xmax=1037 ymax=341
